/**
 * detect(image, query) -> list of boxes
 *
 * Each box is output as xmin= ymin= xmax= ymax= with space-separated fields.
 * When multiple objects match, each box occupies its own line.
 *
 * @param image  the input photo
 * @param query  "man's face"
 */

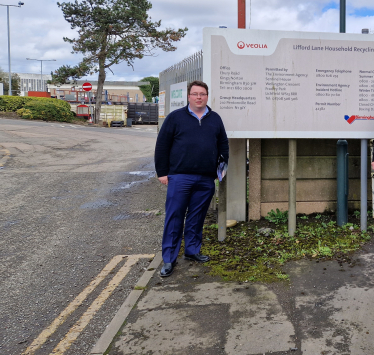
xmin=188 ymin=85 xmax=208 ymax=111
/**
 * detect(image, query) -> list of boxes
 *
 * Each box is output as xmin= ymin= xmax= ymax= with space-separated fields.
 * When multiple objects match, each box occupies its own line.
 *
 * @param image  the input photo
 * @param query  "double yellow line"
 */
xmin=0 ymin=148 xmax=10 ymax=167
xmin=23 ymin=254 xmax=154 ymax=355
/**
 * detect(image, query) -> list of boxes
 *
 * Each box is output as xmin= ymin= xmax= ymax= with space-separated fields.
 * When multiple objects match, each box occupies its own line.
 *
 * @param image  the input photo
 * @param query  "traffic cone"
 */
xmin=88 ymin=115 xmax=93 ymax=125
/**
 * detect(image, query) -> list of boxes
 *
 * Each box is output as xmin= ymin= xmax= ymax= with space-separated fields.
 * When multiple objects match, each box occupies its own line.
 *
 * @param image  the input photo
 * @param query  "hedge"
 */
xmin=0 ymin=95 xmax=74 ymax=122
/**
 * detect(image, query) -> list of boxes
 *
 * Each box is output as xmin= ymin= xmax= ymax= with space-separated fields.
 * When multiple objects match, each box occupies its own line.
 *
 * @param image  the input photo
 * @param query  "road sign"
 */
xmin=82 ymin=82 xmax=92 ymax=92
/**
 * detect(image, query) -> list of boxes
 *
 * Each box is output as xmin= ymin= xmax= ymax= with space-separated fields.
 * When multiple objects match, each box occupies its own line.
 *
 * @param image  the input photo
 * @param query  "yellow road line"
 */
xmin=51 ymin=254 xmax=154 ymax=355
xmin=0 ymin=148 xmax=10 ymax=167
xmin=22 ymin=255 xmax=126 ymax=355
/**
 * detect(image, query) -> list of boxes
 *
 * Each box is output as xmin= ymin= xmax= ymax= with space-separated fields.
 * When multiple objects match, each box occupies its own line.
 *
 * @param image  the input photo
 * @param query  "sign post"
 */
xmin=82 ymin=82 xmax=93 ymax=122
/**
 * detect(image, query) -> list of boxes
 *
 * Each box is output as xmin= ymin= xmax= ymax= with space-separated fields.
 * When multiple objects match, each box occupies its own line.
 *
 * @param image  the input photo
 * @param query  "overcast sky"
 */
xmin=1 ymin=0 xmax=374 ymax=82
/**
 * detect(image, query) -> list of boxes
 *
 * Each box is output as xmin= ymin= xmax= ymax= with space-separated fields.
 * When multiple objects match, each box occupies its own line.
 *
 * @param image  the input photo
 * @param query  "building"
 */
xmin=15 ymin=75 xmax=149 ymax=103
xmin=48 ymin=80 xmax=148 ymax=103
xmin=17 ymin=73 xmax=52 ymax=96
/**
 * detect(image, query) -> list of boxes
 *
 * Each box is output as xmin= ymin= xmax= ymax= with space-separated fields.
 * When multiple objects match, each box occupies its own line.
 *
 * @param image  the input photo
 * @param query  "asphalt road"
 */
xmin=0 ymin=117 xmax=167 ymax=355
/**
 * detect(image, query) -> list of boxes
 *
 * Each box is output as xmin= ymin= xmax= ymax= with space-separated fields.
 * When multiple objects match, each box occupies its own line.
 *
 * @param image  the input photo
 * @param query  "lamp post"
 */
xmin=0 ymin=2 xmax=24 ymax=95
xmin=26 ymin=58 xmax=56 ymax=91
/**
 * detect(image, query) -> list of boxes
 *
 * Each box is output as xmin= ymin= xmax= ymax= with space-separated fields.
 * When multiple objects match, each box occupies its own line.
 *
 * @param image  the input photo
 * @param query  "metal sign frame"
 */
xmin=204 ymin=27 xmax=374 ymax=139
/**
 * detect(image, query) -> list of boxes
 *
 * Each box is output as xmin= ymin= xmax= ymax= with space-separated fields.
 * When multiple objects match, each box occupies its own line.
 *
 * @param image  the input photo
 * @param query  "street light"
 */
xmin=26 ymin=58 xmax=56 ymax=91
xmin=0 ymin=1 xmax=24 ymax=95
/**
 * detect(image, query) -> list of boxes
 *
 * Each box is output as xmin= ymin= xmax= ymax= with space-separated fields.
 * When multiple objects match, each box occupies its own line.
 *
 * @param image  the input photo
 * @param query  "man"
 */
xmin=154 ymin=80 xmax=229 ymax=277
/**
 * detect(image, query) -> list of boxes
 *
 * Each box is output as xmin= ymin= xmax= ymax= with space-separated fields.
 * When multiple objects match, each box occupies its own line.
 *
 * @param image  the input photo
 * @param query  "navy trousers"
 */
xmin=162 ymin=174 xmax=215 ymax=264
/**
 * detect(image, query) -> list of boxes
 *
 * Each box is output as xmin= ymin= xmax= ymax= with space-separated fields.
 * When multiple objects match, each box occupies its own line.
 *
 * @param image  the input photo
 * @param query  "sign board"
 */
xmin=158 ymin=91 xmax=166 ymax=118
xmin=203 ymin=28 xmax=374 ymax=138
xmin=170 ymin=81 xmax=187 ymax=112
xmin=0 ymin=82 xmax=3 ymax=96
xmin=82 ymin=82 xmax=92 ymax=92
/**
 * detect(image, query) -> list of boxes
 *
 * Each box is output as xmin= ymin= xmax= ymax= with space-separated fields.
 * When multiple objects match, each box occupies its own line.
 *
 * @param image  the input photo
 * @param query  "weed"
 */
xmin=315 ymin=214 xmax=322 ymax=219
xmin=299 ymin=215 xmax=309 ymax=220
xmin=276 ymin=272 xmax=290 ymax=281
xmin=200 ymin=213 xmax=373 ymax=284
xmin=353 ymin=210 xmax=360 ymax=219
xmin=204 ymin=224 xmax=218 ymax=229
xmin=265 ymin=209 xmax=288 ymax=225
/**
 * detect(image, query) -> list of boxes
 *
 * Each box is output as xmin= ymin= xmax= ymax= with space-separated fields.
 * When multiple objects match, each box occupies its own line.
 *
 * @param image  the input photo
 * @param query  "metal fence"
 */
xmin=159 ymin=50 xmax=203 ymax=124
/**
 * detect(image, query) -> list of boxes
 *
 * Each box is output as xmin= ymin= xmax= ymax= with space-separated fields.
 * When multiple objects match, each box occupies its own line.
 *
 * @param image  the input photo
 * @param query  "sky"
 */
xmin=1 ymin=0 xmax=374 ymax=83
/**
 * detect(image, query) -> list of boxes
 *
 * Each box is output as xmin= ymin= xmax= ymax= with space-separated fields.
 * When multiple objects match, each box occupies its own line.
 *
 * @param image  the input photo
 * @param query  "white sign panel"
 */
xmin=159 ymin=90 xmax=166 ymax=118
xmin=203 ymin=28 xmax=374 ymax=139
xmin=170 ymin=81 xmax=187 ymax=112
xmin=0 ymin=83 xmax=3 ymax=96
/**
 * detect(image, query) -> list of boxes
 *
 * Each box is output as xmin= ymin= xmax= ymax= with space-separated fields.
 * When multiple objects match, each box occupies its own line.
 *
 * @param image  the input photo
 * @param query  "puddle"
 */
xmin=112 ymin=214 xmax=131 ymax=221
xmin=2 ymin=220 xmax=20 ymax=229
xmin=52 ymin=196 xmax=69 ymax=200
xmin=81 ymin=171 xmax=156 ymax=209
xmin=111 ymin=171 xmax=156 ymax=192
xmin=52 ymin=194 xmax=85 ymax=201
xmin=128 ymin=171 xmax=155 ymax=177
xmin=80 ymin=199 xmax=115 ymax=209
xmin=114 ymin=181 xmax=139 ymax=190
xmin=112 ymin=210 xmax=160 ymax=221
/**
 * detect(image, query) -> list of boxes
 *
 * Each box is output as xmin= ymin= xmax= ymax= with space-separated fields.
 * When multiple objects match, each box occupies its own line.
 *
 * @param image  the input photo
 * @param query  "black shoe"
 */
xmin=184 ymin=253 xmax=210 ymax=263
xmin=160 ymin=261 xmax=177 ymax=277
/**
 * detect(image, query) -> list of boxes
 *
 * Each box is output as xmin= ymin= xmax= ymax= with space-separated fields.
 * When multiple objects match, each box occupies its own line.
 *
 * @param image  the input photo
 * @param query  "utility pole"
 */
xmin=0 ymin=2 xmax=24 ymax=95
xmin=238 ymin=0 xmax=246 ymax=28
xmin=26 ymin=59 xmax=56 ymax=91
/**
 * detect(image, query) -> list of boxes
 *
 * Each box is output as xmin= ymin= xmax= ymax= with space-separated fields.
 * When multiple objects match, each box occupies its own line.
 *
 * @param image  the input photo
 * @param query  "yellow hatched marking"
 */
xmin=51 ymin=254 xmax=154 ymax=355
xmin=22 ymin=255 xmax=126 ymax=355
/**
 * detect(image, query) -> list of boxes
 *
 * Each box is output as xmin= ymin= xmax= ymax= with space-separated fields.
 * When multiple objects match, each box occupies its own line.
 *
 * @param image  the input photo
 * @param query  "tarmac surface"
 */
xmin=92 ymin=236 xmax=374 ymax=355
xmin=2 ymin=117 xmax=373 ymax=355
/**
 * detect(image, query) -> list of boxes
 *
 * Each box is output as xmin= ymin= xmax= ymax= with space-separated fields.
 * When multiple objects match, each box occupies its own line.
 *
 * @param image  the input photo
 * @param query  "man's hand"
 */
xmin=158 ymin=176 xmax=168 ymax=185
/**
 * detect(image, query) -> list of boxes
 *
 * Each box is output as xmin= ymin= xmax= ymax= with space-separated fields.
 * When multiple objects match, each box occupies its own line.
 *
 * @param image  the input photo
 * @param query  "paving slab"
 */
xmin=99 ymin=238 xmax=374 ymax=355
xmin=107 ymin=260 xmax=296 ymax=355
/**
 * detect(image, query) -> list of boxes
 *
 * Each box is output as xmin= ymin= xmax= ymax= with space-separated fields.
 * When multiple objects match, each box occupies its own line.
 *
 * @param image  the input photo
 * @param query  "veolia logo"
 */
xmin=237 ymin=41 xmax=268 ymax=49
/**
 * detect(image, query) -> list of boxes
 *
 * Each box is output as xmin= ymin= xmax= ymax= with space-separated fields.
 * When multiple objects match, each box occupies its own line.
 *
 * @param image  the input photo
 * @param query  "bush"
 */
xmin=17 ymin=101 xmax=74 ymax=122
xmin=0 ymin=95 xmax=74 ymax=122
xmin=0 ymin=96 xmax=30 ymax=111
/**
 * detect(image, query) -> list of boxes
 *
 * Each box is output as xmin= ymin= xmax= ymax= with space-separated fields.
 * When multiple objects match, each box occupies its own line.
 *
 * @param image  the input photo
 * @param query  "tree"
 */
xmin=0 ymin=68 xmax=20 ymax=96
xmin=139 ymin=76 xmax=159 ymax=102
xmin=52 ymin=0 xmax=187 ymax=123
xmin=49 ymin=61 xmax=92 ymax=86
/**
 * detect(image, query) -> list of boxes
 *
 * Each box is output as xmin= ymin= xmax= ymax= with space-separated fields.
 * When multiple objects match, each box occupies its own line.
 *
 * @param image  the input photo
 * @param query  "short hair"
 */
xmin=187 ymin=80 xmax=209 ymax=96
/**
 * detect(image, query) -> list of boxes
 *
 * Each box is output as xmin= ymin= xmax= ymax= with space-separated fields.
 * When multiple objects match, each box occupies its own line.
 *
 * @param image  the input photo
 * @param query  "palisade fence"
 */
xmin=159 ymin=50 xmax=203 ymax=123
